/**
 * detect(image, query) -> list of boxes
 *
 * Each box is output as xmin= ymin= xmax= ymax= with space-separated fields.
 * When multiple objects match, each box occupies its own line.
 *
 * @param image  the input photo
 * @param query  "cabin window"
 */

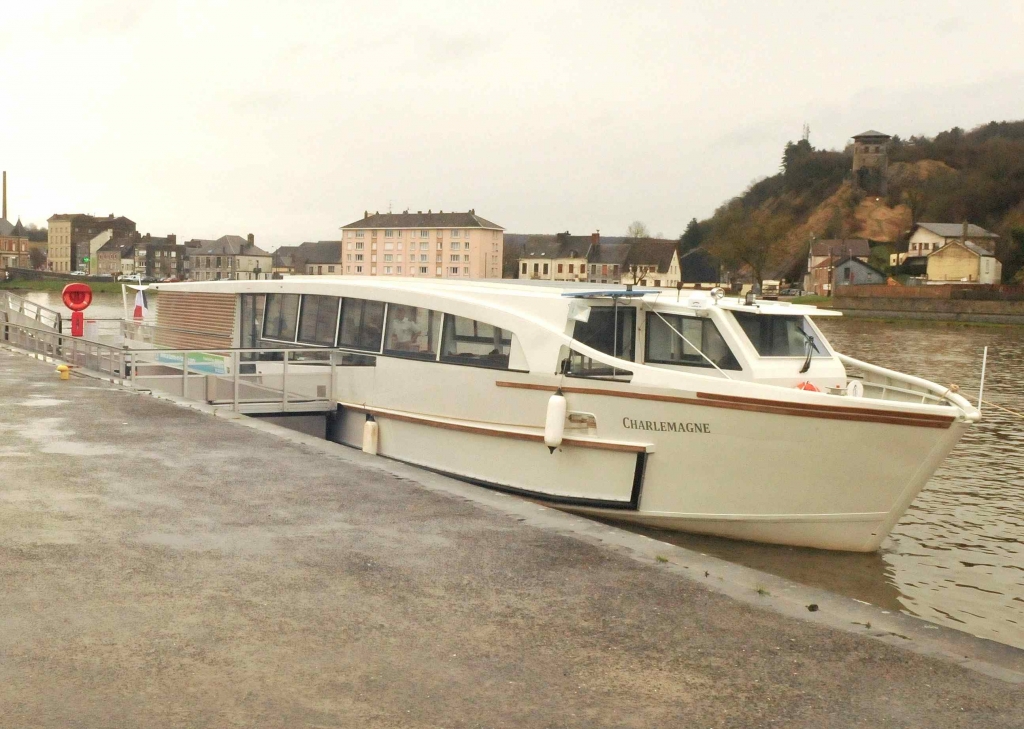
xmin=338 ymin=298 xmax=386 ymax=351
xmin=572 ymin=307 xmax=635 ymax=361
xmin=440 ymin=315 xmax=512 ymax=370
xmin=645 ymin=312 xmax=740 ymax=370
xmin=297 ymin=295 xmax=340 ymax=347
xmin=384 ymin=305 xmax=441 ymax=360
xmin=263 ymin=294 xmax=300 ymax=341
xmin=732 ymin=312 xmax=826 ymax=358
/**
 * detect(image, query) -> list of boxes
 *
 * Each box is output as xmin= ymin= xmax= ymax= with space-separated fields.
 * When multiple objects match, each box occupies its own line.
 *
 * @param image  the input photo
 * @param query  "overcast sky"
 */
xmin=2 ymin=1 xmax=1023 ymax=249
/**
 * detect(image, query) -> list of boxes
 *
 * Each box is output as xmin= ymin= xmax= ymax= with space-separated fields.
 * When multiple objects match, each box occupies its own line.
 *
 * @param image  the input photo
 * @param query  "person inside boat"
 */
xmin=388 ymin=306 xmax=427 ymax=353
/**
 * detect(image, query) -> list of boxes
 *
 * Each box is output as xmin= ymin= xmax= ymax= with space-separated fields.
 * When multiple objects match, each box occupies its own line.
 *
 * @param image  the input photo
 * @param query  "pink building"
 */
xmin=337 ymin=210 xmax=504 ymax=279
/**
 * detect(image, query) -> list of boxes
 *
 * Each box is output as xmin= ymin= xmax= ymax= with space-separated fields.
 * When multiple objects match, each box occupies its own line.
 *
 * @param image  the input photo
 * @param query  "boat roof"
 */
xmin=152 ymin=276 xmax=839 ymax=316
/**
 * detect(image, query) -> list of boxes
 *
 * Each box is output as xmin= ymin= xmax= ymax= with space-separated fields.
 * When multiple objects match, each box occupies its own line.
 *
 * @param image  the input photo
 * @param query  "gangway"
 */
xmin=1 ymin=290 xmax=63 ymax=331
xmin=1 ymin=320 xmax=349 ymax=415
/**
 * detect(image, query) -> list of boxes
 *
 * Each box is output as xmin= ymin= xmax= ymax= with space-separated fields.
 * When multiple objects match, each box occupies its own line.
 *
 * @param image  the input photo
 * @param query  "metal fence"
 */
xmin=1 ymin=290 xmax=63 ymax=331
xmin=1 ymin=320 xmax=356 ymax=414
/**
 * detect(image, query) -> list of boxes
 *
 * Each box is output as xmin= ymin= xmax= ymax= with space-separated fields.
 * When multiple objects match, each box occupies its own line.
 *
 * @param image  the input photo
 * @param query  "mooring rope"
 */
xmin=945 ymin=383 xmax=1024 ymax=419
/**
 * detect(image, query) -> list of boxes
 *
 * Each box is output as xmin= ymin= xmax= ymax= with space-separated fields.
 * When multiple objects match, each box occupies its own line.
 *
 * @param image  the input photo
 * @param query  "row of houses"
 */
xmin=805 ymin=222 xmax=1003 ymax=296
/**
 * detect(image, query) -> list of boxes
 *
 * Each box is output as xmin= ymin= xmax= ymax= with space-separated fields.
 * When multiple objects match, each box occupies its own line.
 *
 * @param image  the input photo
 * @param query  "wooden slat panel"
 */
xmin=155 ymin=292 xmax=237 ymax=350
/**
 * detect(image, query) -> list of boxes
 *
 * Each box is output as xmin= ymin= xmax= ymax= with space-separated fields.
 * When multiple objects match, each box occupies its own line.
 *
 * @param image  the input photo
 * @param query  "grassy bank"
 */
xmin=788 ymin=294 xmax=833 ymax=307
xmin=0 ymin=278 xmax=128 ymax=295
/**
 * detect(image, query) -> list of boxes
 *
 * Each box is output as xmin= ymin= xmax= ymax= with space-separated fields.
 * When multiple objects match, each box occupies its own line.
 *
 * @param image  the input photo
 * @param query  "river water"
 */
xmin=22 ymin=292 xmax=1024 ymax=648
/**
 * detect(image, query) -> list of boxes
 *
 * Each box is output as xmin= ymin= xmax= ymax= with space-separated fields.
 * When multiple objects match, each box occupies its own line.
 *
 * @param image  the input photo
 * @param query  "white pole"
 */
xmin=977 ymin=346 xmax=988 ymax=412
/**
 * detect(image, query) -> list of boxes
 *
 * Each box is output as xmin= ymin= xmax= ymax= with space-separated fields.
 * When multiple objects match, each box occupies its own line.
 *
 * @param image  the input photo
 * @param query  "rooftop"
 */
xmin=341 ymin=210 xmax=503 ymax=231
xmin=914 ymin=222 xmax=998 ymax=239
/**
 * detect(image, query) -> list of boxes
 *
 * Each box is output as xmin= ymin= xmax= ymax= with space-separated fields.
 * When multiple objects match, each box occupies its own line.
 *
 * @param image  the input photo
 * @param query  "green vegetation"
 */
xmin=789 ymin=294 xmax=832 ymax=307
xmin=694 ymin=121 xmax=1024 ymax=284
xmin=655 ymin=555 xmax=668 ymax=563
xmin=0 ymin=278 xmax=128 ymax=294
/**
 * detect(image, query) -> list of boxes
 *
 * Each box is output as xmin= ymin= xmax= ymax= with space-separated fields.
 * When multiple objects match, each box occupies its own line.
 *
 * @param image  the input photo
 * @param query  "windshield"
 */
xmin=732 ymin=312 xmax=827 ymax=357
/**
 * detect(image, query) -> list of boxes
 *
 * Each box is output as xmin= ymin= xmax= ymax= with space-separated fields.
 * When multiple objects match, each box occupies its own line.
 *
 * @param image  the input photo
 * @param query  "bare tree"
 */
xmin=709 ymin=205 xmax=793 ymax=286
xmin=627 ymin=220 xmax=650 ymax=239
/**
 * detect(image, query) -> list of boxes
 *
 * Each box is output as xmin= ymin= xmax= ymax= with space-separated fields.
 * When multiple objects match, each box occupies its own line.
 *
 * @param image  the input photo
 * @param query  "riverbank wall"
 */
xmin=834 ymin=284 xmax=1024 ymax=324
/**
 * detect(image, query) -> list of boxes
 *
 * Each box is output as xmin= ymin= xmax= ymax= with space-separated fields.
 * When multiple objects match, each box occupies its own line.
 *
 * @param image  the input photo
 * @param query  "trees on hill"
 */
xmin=708 ymin=203 xmax=793 ymax=286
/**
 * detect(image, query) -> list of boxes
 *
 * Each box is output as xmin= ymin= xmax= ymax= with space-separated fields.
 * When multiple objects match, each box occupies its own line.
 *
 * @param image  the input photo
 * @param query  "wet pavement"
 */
xmin=1 ymin=347 xmax=1022 ymax=728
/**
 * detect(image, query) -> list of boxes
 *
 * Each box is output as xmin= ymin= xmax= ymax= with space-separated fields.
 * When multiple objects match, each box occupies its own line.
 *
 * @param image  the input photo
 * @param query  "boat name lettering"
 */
xmin=621 ymin=418 xmax=710 ymax=434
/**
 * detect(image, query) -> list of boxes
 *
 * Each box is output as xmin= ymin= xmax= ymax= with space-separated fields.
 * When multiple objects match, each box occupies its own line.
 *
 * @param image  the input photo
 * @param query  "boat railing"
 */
xmin=0 ymin=290 xmax=63 ymax=332
xmin=836 ymin=353 xmax=979 ymax=419
xmin=1 ymin=320 xmax=354 ymax=414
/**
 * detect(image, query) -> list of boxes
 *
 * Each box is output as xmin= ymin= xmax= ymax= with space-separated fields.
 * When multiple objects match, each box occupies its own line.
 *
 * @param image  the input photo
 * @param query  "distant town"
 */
xmin=1 ymin=125 xmax=1021 ymax=300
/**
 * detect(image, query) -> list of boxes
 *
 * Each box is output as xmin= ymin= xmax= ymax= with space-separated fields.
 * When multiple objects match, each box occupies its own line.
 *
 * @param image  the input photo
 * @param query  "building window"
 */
xmin=463 ymin=267 xmax=469 ymax=276
xmin=557 ymin=264 xmax=564 ymax=273
xmin=384 ymin=243 xmax=394 ymax=250
xmin=521 ymin=262 xmax=527 ymax=274
xmin=420 ymin=242 xmax=429 ymax=251
xmin=347 ymin=254 xmax=352 ymax=261
xmin=450 ymin=254 xmax=460 ymax=262
xmin=543 ymin=263 xmax=549 ymax=275
xmin=590 ymin=265 xmax=597 ymax=275
xmin=356 ymin=266 xmax=363 ymax=273
xmin=451 ymin=242 xmax=460 ymax=251
xmin=568 ymin=264 xmax=574 ymax=273
xmin=420 ymin=230 xmax=429 ymax=237
xmin=355 ymin=254 xmax=364 ymax=262
xmin=355 ymin=242 xmax=364 ymax=250
xmin=419 ymin=266 xmax=428 ymax=274
xmin=385 ymin=230 xmax=394 ymax=237
xmin=435 ymin=267 xmax=441 ymax=276
xmin=463 ymin=255 xmax=470 ymax=262
xmin=317 ymin=265 xmax=323 ymax=274
xmin=328 ymin=265 xmax=335 ymax=273
xmin=384 ymin=266 xmax=392 ymax=274
xmin=384 ymin=254 xmax=393 ymax=262
xmin=452 ymin=230 xmax=460 ymax=237
xmin=420 ymin=254 xmax=428 ymax=262
xmin=450 ymin=266 xmax=460 ymax=275
xmin=397 ymin=266 xmax=402 ymax=274
xmin=355 ymin=231 xmax=364 ymax=238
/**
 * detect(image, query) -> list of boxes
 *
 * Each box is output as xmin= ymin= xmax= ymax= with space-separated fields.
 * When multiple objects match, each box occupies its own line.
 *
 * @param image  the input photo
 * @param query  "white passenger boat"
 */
xmin=149 ymin=277 xmax=980 ymax=552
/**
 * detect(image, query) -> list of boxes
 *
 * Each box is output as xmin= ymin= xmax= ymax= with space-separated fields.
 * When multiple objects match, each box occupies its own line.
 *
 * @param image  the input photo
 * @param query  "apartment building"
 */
xmin=518 ymin=232 xmax=594 ymax=281
xmin=46 ymin=213 xmax=136 ymax=272
xmin=340 ymin=210 xmax=504 ymax=278
xmin=186 ymin=234 xmax=272 ymax=281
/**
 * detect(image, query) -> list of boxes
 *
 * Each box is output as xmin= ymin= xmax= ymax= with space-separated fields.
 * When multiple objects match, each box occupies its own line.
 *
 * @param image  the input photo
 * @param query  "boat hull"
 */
xmin=330 ymin=370 xmax=968 ymax=552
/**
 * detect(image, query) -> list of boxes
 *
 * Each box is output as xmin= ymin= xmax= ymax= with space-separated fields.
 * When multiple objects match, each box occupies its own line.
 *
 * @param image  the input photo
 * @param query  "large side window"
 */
xmin=732 ymin=312 xmax=826 ymax=357
xmin=645 ymin=312 xmax=740 ymax=370
xmin=440 ymin=314 xmax=512 ymax=369
xmin=263 ymin=293 xmax=300 ymax=341
xmin=298 ymin=295 xmax=340 ymax=347
xmin=572 ymin=307 xmax=635 ymax=361
xmin=383 ymin=305 xmax=441 ymax=360
xmin=338 ymin=298 xmax=386 ymax=351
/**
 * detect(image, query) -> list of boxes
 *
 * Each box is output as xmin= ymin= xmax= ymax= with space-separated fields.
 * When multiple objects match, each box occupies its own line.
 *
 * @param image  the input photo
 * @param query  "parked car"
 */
xmin=781 ymin=288 xmax=802 ymax=297
xmin=69 ymin=270 xmax=87 ymax=276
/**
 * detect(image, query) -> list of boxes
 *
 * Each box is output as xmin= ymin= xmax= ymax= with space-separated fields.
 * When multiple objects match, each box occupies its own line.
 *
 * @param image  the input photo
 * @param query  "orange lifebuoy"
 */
xmin=795 ymin=381 xmax=820 ymax=392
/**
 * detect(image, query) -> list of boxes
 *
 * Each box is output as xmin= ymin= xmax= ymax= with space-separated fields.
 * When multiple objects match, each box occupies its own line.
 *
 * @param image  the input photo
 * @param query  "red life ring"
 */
xmin=795 ymin=381 xmax=820 ymax=392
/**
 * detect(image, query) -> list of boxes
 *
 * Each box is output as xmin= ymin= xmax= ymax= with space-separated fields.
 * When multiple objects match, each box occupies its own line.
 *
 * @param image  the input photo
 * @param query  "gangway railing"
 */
xmin=1 ymin=290 xmax=63 ymax=331
xmin=1 ymin=320 xmax=366 ymax=414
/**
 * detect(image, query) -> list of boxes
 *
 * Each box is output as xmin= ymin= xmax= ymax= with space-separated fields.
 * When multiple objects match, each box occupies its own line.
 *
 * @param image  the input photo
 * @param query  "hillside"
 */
xmin=697 ymin=121 xmax=1024 ymax=283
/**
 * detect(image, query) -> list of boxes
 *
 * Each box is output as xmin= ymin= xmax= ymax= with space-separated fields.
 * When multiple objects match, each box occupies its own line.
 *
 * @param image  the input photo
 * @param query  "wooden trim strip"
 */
xmin=341 ymin=403 xmax=650 ymax=453
xmin=495 ymin=380 xmax=954 ymax=429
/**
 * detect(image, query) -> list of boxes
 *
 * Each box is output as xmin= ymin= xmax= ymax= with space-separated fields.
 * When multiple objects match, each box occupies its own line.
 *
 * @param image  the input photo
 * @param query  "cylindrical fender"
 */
xmin=362 ymin=417 xmax=379 ymax=455
xmin=544 ymin=390 xmax=567 ymax=452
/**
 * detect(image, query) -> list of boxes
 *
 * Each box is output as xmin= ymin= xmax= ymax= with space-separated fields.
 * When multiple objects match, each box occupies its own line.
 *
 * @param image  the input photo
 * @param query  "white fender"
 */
xmin=544 ymin=391 xmax=567 ymax=452
xmin=362 ymin=418 xmax=379 ymax=455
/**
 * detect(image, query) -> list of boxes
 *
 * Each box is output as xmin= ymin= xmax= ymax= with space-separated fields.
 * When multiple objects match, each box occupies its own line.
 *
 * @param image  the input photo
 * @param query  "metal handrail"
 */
xmin=1 ymin=290 xmax=63 ymax=331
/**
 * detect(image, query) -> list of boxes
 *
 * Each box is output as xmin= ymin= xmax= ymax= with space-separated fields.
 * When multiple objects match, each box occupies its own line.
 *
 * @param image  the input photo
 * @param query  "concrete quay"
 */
xmin=1 ymin=348 xmax=1022 ymax=728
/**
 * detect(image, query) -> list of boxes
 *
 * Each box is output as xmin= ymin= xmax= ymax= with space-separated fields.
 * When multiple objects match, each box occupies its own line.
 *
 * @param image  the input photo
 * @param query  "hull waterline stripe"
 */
xmin=339 ymin=403 xmax=652 ymax=453
xmin=495 ymin=381 xmax=955 ymax=429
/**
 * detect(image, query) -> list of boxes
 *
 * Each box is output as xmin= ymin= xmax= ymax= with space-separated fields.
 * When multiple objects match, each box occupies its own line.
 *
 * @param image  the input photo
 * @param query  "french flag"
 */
xmin=133 ymin=289 xmax=148 ymax=320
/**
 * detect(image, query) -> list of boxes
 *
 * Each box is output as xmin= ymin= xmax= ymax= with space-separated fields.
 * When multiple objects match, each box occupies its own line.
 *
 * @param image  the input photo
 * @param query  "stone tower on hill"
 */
xmin=852 ymin=130 xmax=891 ymax=194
